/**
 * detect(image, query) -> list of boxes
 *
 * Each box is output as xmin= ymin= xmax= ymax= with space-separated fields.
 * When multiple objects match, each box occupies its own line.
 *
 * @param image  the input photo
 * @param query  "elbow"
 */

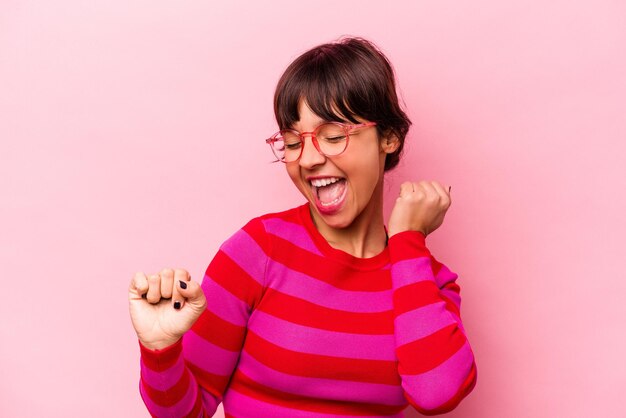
xmin=406 ymin=360 xmax=478 ymax=415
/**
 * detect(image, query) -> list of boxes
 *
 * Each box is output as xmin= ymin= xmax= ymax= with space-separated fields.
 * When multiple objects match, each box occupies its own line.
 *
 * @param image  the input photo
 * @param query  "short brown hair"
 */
xmin=273 ymin=36 xmax=411 ymax=171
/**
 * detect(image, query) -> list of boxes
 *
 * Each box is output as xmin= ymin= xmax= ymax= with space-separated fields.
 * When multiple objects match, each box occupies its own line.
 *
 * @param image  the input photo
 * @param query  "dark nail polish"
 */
xmin=179 ymin=280 xmax=187 ymax=289
xmin=174 ymin=301 xmax=181 ymax=310
xmin=141 ymin=293 xmax=147 ymax=299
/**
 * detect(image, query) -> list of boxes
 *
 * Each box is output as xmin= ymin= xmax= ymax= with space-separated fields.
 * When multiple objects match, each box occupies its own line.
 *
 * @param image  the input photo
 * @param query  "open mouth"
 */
xmin=310 ymin=177 xmax=347 ymax=213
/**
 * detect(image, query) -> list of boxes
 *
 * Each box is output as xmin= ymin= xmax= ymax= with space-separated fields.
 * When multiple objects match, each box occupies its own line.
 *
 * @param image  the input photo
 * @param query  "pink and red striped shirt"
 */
xmin=138 ymin=203 xmax=477 ymax=417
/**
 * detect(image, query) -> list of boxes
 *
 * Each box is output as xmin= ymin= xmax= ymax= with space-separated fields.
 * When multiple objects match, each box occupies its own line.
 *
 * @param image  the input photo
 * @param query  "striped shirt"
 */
xmin=138 ymin=203 xmax=477 ymax=417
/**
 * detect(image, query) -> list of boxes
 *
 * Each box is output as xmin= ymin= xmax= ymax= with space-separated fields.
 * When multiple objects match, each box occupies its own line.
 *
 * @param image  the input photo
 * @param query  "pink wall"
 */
xmin=1 ymin=1 xmax=625 ymax=417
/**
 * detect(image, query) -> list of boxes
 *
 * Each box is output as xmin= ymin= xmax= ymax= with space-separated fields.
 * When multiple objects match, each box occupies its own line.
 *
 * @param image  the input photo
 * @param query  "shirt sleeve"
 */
xmin=137 ymin=218 xmax=269 ymax=418
xmin=388 ymin=230 xmax=478 ymax=415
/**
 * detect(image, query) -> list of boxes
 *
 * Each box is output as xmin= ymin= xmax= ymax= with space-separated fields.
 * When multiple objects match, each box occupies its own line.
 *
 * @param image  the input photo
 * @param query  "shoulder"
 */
xmin=224 ymin=204 xmax=308 ymax=253
xmin=242 ymin=203 xmax=307 ymax=236
xmin=251 ymin=204 xmax=306 ymax=224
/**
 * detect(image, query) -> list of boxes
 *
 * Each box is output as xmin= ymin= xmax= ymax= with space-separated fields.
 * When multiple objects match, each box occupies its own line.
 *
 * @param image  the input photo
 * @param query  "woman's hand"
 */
xmin=128 ymin=268 xmax=207 ymax=350
xmin=388 ymin=180 xmax=452 ymax=238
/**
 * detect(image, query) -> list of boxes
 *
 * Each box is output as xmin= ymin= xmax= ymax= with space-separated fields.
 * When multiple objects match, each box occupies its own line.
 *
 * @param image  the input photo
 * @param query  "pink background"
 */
xmin=1 ymin=1 xmax=625 ymax=417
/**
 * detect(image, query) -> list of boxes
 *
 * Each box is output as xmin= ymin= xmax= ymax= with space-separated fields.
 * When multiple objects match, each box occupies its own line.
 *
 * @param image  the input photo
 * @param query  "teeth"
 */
xmin=310 ymin=177 xmax=341 ymax=187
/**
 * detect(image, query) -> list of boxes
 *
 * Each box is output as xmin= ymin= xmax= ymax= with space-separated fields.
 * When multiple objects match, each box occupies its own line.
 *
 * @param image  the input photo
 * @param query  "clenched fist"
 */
xmin=128 ymin=268 xmax=206 ymax=350
xmin=388 ymin=180 xmax=452 ymax=238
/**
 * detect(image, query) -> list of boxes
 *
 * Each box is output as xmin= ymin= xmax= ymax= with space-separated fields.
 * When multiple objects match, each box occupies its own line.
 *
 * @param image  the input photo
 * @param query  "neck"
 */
xmin=311 ymin=180 xmax=387 ymax=259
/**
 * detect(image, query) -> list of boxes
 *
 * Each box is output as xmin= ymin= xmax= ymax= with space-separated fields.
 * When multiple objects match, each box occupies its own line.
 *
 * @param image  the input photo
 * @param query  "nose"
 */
xmin=298 ymin=135 xmax=326 ymax=168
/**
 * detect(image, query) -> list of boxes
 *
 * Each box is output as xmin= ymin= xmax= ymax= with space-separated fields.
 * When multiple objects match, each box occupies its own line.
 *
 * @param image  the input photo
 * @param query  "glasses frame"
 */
xmin=265 ymin=121 xmax=377 ymax=163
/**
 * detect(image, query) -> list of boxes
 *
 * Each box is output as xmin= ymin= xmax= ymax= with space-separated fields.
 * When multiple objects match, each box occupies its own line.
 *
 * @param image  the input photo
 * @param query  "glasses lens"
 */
xmin=271 ymin=131 xmax=302 ymax=162
xmin=316 ymin=123 xmax=348 ymax=156
xmin=269 ymin=137 xmax=285 ymax=161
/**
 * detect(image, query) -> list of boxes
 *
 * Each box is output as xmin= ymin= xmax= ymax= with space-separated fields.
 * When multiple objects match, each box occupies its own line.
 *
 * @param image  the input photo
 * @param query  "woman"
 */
xmin=129 ymin=36 xmax=477 ymax=417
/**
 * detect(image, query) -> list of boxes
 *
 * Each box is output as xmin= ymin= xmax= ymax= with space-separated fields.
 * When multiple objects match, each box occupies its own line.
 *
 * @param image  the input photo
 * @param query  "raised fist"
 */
xmin=128 ymin=268 xmax=206 ymax=350
xmin=388 ymin=180 xmax=452 ymax=238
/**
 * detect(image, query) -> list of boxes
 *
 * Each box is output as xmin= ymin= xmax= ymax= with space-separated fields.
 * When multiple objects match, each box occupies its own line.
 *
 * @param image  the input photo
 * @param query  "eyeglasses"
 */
xmin=265 ymin=121 xmax=377 ymax=163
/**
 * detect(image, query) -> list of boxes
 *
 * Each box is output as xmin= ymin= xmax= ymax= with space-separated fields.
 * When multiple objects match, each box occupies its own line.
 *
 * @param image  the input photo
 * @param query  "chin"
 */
xmin=312 ymin=204 xmax=358 ymax=230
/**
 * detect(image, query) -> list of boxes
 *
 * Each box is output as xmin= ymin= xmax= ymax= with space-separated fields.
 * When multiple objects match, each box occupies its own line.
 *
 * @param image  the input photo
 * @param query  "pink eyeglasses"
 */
xmin=265 ymin=121 xmax=377 ymax=163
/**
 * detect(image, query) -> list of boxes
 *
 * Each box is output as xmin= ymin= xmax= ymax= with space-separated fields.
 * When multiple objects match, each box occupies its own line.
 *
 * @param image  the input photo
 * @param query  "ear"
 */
xmin=380 ymin=134 xmax=400 ymax=154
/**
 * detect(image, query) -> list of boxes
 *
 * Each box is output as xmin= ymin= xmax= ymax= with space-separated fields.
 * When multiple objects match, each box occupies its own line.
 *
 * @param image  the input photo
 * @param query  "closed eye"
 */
xmin=323 ymin=135 xmax=346 ymax=143
xmin=285 ymin=142 xmax=302 ymax=150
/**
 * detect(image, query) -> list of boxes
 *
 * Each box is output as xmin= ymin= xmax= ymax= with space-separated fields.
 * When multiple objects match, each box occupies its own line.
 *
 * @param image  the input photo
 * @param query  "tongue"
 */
xmin=317 ymin=180 xmax=346 ymax=204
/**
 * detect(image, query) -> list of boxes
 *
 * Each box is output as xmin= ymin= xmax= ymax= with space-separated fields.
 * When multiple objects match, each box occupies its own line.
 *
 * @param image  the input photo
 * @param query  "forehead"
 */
xmin=290 ymin=100 xmax=327 ymax=130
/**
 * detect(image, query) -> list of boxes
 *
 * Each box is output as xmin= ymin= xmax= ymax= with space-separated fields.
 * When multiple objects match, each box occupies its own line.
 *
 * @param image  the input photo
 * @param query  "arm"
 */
xmin=388 ymin=230 xmax=477 ymax=415
xmin=137 ymin=219 xmax=269 ymax=417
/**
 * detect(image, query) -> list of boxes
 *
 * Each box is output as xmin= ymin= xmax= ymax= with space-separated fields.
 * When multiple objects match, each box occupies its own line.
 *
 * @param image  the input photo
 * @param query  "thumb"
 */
xmin=177 ymin=279 xmax=206 ymax=312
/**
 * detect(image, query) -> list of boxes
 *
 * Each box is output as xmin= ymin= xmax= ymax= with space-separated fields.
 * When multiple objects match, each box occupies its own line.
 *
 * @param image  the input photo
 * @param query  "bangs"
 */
xmin=274 ymin=43 xmax=388 ymax=129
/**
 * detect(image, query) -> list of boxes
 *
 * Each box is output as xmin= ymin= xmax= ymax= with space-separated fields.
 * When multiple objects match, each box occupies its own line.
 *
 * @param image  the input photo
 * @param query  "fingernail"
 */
xmin=141 ymin=293 xmax=147 ymax=299
xmin=449 ymin=186 xmax=452 ymax=193
xmin=174 ymin=301 xmax=181 ymax=310
xmin=179 ymin=280 xmax=187 ymax=289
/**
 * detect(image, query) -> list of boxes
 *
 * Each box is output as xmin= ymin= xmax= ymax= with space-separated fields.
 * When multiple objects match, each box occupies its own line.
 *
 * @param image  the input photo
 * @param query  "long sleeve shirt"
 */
xmin=138 ymin=203 xmax=477 ymax=417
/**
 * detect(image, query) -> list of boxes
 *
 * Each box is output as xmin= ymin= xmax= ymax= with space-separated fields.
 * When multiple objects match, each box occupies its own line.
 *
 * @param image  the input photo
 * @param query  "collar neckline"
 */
xmin=298 ymin=202 xmax=390 ymax=270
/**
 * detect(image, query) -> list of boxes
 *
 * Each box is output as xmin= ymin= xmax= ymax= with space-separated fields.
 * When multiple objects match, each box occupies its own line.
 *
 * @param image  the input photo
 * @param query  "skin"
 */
xmin=286 ymin=99 xmax=394 ymax=258
xmin=128 ymin=268 xmax=206 ymax=350
xmin=128 ymin=98 xmax=452 ymax=350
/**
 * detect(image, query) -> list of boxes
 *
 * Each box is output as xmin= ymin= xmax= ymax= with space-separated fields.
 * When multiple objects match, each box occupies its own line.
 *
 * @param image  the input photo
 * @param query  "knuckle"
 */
xmin=175 ymin=268 xmax=190 ymax=278
xmin=133 ymin=272 xmax=147 ymax=282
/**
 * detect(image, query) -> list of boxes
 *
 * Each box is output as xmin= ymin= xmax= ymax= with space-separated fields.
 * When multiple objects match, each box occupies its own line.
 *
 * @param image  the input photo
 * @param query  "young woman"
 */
xmin=129 ymin=37 xmax=477 ymax=417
